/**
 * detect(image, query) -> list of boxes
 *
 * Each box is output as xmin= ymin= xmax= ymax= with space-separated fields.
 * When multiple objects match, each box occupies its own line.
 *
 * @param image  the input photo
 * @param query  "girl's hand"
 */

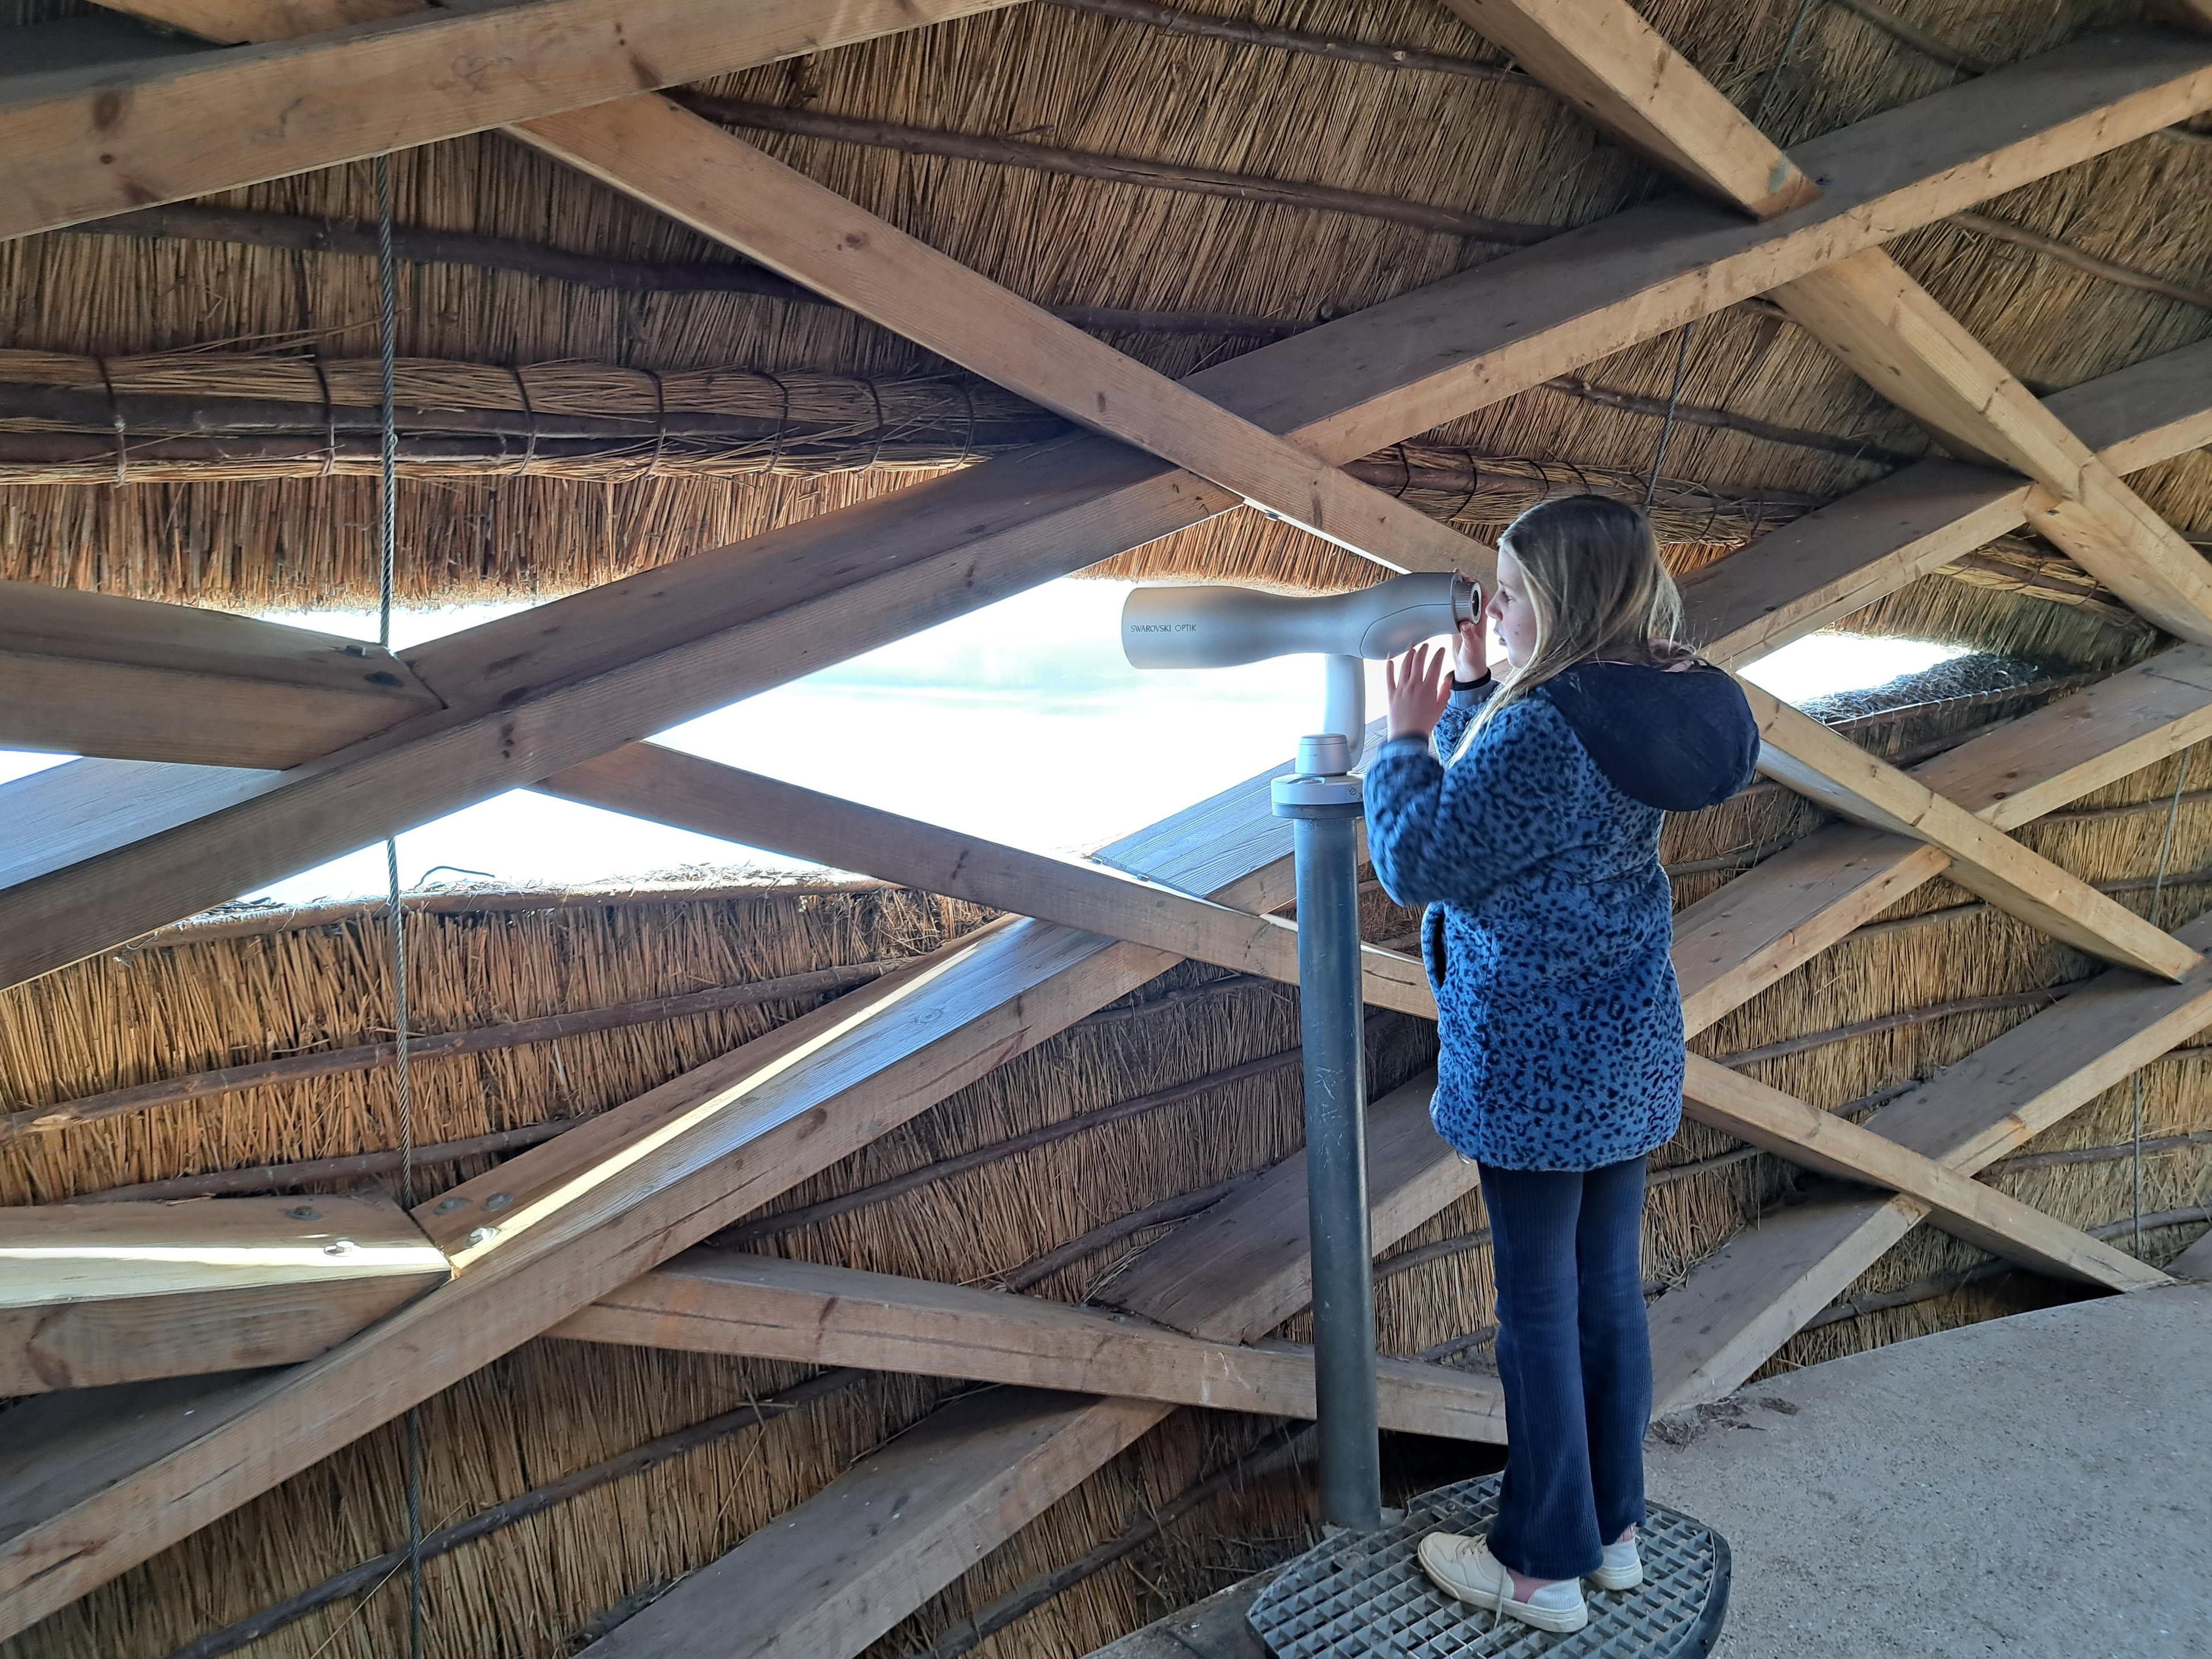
xmin=1385 ymin=643 xmax=1455 ymax=742
xmin=1451 ymin=618 xmax=1488 ymax=683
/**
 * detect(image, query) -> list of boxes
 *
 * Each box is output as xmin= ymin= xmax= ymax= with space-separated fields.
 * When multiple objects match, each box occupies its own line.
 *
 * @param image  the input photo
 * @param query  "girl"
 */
xmin=1363 ymin=495 xmax=1757 ymax=1634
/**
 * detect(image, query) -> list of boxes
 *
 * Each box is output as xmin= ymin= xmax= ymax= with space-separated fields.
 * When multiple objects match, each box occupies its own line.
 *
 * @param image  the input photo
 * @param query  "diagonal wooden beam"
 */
xmin=518 ymin=97 xmax=1481 ymax=574
xmin=551 ymin=1249 xmax=1509 ymax=1442
xmin=0 ymin=1194 xmax=448 ymax=1395
xmin=1674 ymin=645 xmax=2212 ymax=1034
xmin=1771 ymin=250 xmax=2212 ymax=643
xmin=0 ymin=581 xmax=442 ymax=767
xmin=5 ymin=0 xmax=1030 ymax=243
xmin=1652 ymin=907 xmax=2212 ymax=1411
xmin=539 ymin=743 xmax=1434 ymax=1016
xmin=1431 ymin=0 xmax=1819 ymax=217
xmin=1741 ymin=679 xmax=2202 ymax=980
xmin=3 ymin=30 xmax=2206 ymax=994
xmin=1677 ymin=1056 xmax=2166 ymax=1291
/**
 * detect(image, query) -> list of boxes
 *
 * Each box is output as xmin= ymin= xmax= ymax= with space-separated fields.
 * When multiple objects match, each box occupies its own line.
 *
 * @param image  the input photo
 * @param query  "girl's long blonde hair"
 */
xmin=1459 ymin=495 xmax=1685 ymax=756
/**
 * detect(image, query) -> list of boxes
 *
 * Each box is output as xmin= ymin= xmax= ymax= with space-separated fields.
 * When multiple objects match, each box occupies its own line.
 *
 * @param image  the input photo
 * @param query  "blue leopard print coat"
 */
xmin=1364 ymin=661 xmax=1758 ymax=1171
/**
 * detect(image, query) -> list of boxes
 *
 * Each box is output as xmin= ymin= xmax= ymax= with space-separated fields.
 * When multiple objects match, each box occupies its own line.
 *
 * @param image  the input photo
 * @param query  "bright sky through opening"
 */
xmin=0 ymin=582 xmax=1965 ymax=906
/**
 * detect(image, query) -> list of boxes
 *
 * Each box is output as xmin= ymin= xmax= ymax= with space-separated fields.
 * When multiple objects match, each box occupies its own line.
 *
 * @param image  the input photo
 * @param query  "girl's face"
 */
xmin=1488 ymin=548 xmax=1541 ymax=668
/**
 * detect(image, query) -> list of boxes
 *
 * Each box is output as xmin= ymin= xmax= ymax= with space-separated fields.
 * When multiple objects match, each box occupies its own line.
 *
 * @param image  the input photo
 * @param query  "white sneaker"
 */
xmin=1589 ymin=1535 xmax=1643 ymax=1592
xmin=1416 ymin=1532 xmax=1589 ymax=1633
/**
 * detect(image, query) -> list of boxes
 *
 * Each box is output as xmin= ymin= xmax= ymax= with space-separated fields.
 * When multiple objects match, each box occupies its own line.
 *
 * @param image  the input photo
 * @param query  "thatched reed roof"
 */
xmin=1 ymin=0 xmax=2206 ymax=666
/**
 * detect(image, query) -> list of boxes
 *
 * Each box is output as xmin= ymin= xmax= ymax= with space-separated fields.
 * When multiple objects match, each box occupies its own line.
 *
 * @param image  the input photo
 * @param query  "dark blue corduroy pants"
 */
xmin=1475 ymin=1154 xmax=1652 ymax=1582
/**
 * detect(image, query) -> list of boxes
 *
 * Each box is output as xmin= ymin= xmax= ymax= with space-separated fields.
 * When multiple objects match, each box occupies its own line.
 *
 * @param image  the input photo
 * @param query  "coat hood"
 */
xmin=1532 ymin=660 xmax=1759 ymax=812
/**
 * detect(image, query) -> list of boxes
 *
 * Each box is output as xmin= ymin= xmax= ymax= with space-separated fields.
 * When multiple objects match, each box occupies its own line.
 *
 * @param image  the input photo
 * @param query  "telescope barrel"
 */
xmin=1120 ymin=572 xmax=1475 ymax=669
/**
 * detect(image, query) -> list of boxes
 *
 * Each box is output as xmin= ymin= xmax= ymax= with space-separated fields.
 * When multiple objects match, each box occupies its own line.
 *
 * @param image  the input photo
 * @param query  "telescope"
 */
xmin=1121 ymin=571 xmax=1479 ymax=772
xmin=1119 ymin=572 xmax=1479 ymax=1533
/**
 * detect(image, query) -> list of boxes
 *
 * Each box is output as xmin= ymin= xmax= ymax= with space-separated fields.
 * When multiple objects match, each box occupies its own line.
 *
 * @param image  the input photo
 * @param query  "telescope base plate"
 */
xmin=1247 ymin=1474 xmax=1729 ymax=1658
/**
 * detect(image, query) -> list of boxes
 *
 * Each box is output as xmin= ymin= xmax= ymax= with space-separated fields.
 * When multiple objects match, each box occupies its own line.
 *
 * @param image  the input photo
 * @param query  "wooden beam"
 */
xmin=570 ymin=1070 xmax=1478 ymax=1659
xmin=0 ymin=583 xmax=441 ymax=767
xmin=0 ymin=738 xmax=1339 ymax=1637
xmin=1742 ymin=679 xmax=2202 ymax=980
xmin=1677 ymin=1056 xmax=2167 ymax=1291
xmin=0 ymin=1194 xmax=448 ymax=1395
xmin=1431 ymin=0 xmax=1819 ymax=217
xmin=1652 ymin=908 xmax=2212 ymax=1410
xmin=5 ymin=0 xmax=1028 ymax=243
xmin=5 ymin=31 xmax=2207 ymax=993
xmin=539 ymin=744 xmax=1435 ymax=1017
xmin=1674 ymin=645 xmax=2212 ymax=1033
xmin=519 ymin=98 xmax=1483 ymax=575
xmin=553 ymin=1251 xmax=1509 ymax=1442
xmin=1772 ymin=249 xmax=2212 ymax=643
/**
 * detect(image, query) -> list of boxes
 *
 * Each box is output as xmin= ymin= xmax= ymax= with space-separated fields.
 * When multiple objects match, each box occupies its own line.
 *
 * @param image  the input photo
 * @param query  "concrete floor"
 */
xmin=1647 ymin=1281 xmax=2212 ymax=1659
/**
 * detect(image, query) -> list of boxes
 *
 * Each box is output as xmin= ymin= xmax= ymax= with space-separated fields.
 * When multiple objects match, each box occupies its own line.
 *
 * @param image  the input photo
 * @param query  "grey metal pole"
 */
xmin=1274 ymin=730 xmax=1382 ymax=1532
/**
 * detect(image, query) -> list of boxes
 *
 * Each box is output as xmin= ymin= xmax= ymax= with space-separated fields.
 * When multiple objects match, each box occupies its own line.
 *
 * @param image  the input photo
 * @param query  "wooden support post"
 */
xmin=1431 ymin=0 xmax=1820 ymax=216
xmin=1652 ymin=909 xmax=2212 ymax=1410
xmin=1678 ymin=1057 xmax=2167 ymax=1291
xmin=1742 ymin=679 xmax=2202 ymax=980
xmin=0 ymin=1195 xmax=448 ymax=1395
xmin=540 ymin=744 xmax=1434 ymax=1017
xmin=553 ymin=1251 xmax=1508 ymax=1442
xmin=0 ymin=582 xmax=442 ymax=767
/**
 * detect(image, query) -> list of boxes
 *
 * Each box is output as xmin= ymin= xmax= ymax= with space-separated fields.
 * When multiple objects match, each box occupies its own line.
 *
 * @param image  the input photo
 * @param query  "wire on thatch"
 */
xmin=671 ymin=94 xmax=1558 ymax=245
xmin=1049 ymin=0 xmax=1527 ymax=84
xmin=3 ymin=963 xmax=896 ymax=1142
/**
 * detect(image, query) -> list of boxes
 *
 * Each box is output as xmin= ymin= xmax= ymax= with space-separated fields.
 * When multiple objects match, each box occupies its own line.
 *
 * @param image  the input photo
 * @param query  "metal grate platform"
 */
xmin=1247 ymin=1475 xmax=1729 ymax=1658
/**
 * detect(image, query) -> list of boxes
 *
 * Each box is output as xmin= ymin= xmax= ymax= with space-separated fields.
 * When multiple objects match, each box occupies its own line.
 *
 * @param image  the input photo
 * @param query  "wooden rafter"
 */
xmin=552 ymin=1249 xmax=1510 ymax=1442
xmin=4 ymin=0 xmax=1029 ymax=243
xmin=1741 ymin=680 xmax=2201 ymax=981
xmin=1431 ymin=0 xmax=1820 ymax=216
xmin=5 ymin=31 xmax=2208 ymax=995
xmin=1771 ymin=250 xmax=2212 ymax=643
xmin=519 ymin=96 xmax=1483 ymax=574
xmin=1677 ymin=1058 xmax=2166 ymax=1291
xmin=0 ymin=581 xmax=441 ymax=768
xmin=539 ymin=743 xmax=1435 ymax=1016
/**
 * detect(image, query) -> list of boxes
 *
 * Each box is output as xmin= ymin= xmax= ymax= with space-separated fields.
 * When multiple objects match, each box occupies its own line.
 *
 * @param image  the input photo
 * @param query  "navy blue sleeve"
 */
xmin=1362 ymin=696 xmax=1585 ymax=912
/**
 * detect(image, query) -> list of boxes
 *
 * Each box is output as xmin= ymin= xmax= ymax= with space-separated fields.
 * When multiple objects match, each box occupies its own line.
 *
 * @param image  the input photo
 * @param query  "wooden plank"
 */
xmin=539 ymin=744 xmax=1434 ymax=1017
xmin=2043 ymin=337 xmax=2212 ymax=473
xmin=7 ymin=32 xmax=2209 ymax=993
xmin=1650 ymin=907 xmax=2212 ymax=1409
xmin=0 ymin=741 xmax=1320 ymax=1637
xmin=2170 ymin=1226 xmax=2212 ymax=1280
xmin=577 ymin=1070 xmax=1477 ymax=1659
xmin=1673 ymin=645 xmax=2212 ymax=1033
xmin=0 ymin=1195 xmax=448 ymax=1395
xmin=5 ymin=0 xmax=1028 ymax=243
xmin=1773 ymin=249 xmax=2212 ymax=643
xmin=1743 ymin=680 xmax=2202 ymax=980
xmin=553 ymin=1251 xmax=1509 ymax=1442
xmin=589 ymin=1388 xmax=1172 ymax=1659
xmin=519 ymin=97 xmax=1483 ymax=575
xmin=0 ymin=583 xmax=441 ymax=767
xmin=1432 ymin=0 xmax=1818 ymax=217
xmin=1678 ymin=1057 xmax=2166 ymax=1291
xmin=1099 ymin=1073 xmax=1475 ymax=1340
